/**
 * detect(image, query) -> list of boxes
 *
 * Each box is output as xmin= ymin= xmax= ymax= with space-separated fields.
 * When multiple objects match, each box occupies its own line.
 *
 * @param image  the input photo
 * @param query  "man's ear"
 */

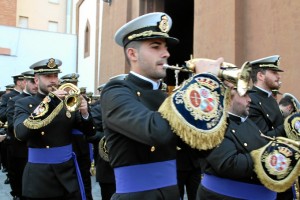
xmin=34 ymin=76 xmax=39 ymax=84
xmin=257 ymin=71 xmax=265 ymax=81
xmin=126 ymin=48 xmax=138 ymax=62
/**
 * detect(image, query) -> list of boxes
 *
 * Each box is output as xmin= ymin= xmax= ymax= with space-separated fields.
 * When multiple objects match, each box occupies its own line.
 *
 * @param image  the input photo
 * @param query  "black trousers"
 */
xmin=177 ymin=169 xmax=202 ymax=200
xmin=111 ymin=185 xmax=180 ymax=200
xmin=26 ymin=190 xmax=82 ymax=200
xmin=99 ymin=182 xmax=116 ymax=200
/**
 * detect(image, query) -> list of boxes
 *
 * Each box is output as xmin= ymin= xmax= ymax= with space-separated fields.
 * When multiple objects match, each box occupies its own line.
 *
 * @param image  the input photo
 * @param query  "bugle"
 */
xmin=52 ymin=83 xmax=81 ymax=112
xmin=163 ymin=58 xmax=252 ymax=96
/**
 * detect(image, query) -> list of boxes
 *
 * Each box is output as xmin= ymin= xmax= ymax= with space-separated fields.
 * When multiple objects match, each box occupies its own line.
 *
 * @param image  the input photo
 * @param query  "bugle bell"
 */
xmin=163 ymin=58 xmax=252 ymax=96
xmin=54 ymin=83 xmax=81 ymax=112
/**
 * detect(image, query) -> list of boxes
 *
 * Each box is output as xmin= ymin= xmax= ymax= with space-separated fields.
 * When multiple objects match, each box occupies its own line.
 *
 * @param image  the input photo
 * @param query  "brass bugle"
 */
xmin=51 ymin=83 xmax=81 ymax=112
xmin=164 ymin=58 xmax=252 ymax=96
xmin=163 ymin=64 xmax=194 ymax=73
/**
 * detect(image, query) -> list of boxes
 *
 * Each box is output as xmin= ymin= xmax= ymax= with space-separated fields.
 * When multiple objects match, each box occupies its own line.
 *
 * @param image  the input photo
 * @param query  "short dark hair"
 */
xmin=250 ymin=67 xmax=266 ymax=84
xmin=279 ymin=95 xmax=295 ymax=109
xmin=124 ymin=41 xmax=142 ymax=66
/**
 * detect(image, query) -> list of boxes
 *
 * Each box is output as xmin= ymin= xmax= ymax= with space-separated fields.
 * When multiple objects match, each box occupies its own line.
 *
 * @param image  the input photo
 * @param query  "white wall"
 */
xmin=77 ymin=0 xmax=97 ymax=93
xmin=0 ymin=25 xmax=77 ymax=90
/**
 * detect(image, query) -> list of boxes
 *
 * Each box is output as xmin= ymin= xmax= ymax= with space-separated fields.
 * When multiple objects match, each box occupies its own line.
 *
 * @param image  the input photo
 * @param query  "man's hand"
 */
xmin=52 ymin=89 xmax=68 ymax=100
xmin=0 ymin=134 xmax=6 ymax=142
xmin=194 ymin=57 xmax=224 ymax=76
xmin=79 ymin=95 xmax=89 ymax=118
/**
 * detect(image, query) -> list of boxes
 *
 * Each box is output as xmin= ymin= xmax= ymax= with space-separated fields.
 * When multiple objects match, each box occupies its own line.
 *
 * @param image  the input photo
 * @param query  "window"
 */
xmin=84 ymin=20 xmax=90 ymax=58
xmin=48 ymin=21 xmax=58 ymax=32
xmin=18 ymin=16 xmax=28 ymax=28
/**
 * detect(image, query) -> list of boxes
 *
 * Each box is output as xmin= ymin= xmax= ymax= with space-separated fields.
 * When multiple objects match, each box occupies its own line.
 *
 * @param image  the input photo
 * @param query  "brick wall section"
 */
xmin=0 ymin=0 xmax=17 ymax=26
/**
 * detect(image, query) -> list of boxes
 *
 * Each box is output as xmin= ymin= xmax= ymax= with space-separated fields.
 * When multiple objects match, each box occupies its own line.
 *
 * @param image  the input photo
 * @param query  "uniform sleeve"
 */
xmin=204 ymin=135 xmax=254 ymax=179
xmin=101 ymin=84 xmax=174 ymax=146
xmin=249 ymin=101 xmax=285 ymax=137
xmin=6 ymin=98 xmax=15 ymax=133
xmin=14 ymin=99 xmax=32 ymax=141
xmin=0 ymin=94 xmax=9 ymax=122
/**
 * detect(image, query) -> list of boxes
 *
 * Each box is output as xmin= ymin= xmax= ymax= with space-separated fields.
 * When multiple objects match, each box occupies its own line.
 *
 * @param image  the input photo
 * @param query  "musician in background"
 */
xmin=101 ymin=12 xmax=223 ymax=200
xmin=0 ymin=74 xmax=25 ymax=186
xmin=60 ymin=73 xmax=93 ymax=200
xmin=197 ymin=79 xmax=278 ymax=199
xmin=7 ymin=70 xmax=37 ymax=200
xmin=278 ymin=93 xmax=300 ymax=118
xmin=13 ymin=58 xmax=95 ymax=199
xmin=92 ymin=82 xmax=116 ymax=200
xmin=248 ymin=55 xmax=293 ymax=199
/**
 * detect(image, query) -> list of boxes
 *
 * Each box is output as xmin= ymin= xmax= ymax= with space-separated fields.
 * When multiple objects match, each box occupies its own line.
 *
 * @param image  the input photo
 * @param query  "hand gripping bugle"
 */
xmin=163 ymin=58 xmax=252 ymax=96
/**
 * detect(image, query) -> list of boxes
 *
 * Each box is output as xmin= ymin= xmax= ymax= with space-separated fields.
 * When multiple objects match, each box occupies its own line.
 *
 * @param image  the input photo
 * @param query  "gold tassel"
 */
xmin=23 ymin=102 xmax=64 ymax=129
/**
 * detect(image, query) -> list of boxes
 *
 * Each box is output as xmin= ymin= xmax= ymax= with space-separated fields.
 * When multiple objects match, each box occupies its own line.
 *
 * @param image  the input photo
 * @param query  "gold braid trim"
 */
xmin=23 ymin=102 xmax=64 ymax=129
xmin=158 ymin=87 xmax=230 ymax=150
xmin=250 ymin=143 xmax=300 ymax=192
xmin=284 ymin=113 xmax=300 ymax=140
xmin=128 ymin=31 xmax=169 ymax=41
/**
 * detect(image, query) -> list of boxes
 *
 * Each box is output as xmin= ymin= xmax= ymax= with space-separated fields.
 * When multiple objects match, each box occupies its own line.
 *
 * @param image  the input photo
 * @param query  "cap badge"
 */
xmin=47 ymin=58 xmax=57 ymax=69
xmin=71 ymin=73 xmax=77 ymax=80
xmin=158 ymin=15 xmax=169 ymax=33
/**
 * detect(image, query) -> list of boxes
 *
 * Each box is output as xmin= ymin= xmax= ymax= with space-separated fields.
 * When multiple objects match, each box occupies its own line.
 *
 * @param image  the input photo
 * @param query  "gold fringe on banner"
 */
xmin=159 ymin=87 xmax=230 ymax=150
xmin=250 ymin=140 xmax=300 ymax=192
xmin=23 ymin=102 xmax=64 ymax=129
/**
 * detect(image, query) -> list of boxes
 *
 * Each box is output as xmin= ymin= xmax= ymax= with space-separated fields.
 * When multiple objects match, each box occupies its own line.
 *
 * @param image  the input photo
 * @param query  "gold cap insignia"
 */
xmin=158 ymin=15 xmax=169 ymax=33
xmin=47 ymin=58 xmax=57 ymax=69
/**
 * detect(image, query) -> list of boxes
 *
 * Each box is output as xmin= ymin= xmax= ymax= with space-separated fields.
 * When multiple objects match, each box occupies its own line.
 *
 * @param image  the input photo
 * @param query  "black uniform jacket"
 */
xmin=200 ymin=114 xmax=270 ymax=198
xmin=13 ymin=92 xmax=95 ymax=198
xmin=7 ymin=92 xmax=31 ymax=157
xmin=91 ymin=101 xmax=115 ymax=183
xmin=249 ymin=86 xmax=285 ymax=137
xmin=101 ymin=73 xmax=177 ymax=168
xmin=0 ymin=89 xmax=21 ymax=122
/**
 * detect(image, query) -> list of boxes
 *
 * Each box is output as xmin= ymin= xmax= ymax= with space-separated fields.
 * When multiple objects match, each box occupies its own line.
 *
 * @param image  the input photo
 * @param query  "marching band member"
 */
xmin=14 ymin=58 xmax=95 ymax=200
xmin=101 ymin=12 xmax=227 ymax=200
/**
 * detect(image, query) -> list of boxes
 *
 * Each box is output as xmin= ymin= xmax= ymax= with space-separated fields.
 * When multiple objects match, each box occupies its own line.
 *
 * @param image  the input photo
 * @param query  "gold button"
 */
xmin=137 ymin=91 xmax=141 ymax=96
xmin=150 ymin=146 xmax=155 ymax=152
xmin=259 ymin=102 xmax=262 ymax=105
xmin=41 ymin=131 xmax=45 ymax=135
xmin=176 ymin=146 xmax=181 ymax=150
xmin=93 ymin=126 xmax=95 ymax=129
xmin=232 ymin=129 xmax=235 ymax=133
xmin=244 ymin=143 xmax=248 ymax=146
xmin=29 ymin=104 xmax=32 ymax=108
xmin=46 ymin=146 xmax=49 ymax=148
xmin=266 ymin=114 xmax=269 ymax=117
xmin=272 ymin=126 xmax=274 ymax=129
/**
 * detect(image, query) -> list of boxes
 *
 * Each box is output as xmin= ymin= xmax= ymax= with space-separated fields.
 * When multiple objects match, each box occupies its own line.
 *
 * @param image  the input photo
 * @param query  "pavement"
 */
xmin=0 ymin=168 xmax=101 ymax=199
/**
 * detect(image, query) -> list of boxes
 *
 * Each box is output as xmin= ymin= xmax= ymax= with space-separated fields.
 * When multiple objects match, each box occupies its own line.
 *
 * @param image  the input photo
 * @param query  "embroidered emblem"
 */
xmin=251 ymin=138 xmax=300 ymax=192
xmin=158 ymin=15 xmax=169 ymax=33
xmin=47 ymin=58 xmax=56 ymax=69
xmin=159 ymin=73 xmax=230 ymax=150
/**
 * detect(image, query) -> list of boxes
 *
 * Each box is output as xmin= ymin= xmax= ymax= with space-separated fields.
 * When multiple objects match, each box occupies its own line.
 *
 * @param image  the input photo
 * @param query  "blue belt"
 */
xmin=72 ymin=129 xmax=94 ymax=161
xmin=72 ymin=129 xmax=83 ymax=135
xmin=202 ymin=174 xmax=276 ymax=200
xmin=28 ymin=144 xmax=86 ymax=200
xmin=114 ymin=160 xmax=177 ymax=193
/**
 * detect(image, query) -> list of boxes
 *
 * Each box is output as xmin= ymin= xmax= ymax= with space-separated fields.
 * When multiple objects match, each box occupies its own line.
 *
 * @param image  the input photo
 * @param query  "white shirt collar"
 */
xmin=130 ymin=71 xmax=161 ymax=90
xmin=228 ymin=112 xmax=248 ymax=122
xmin=255 ymin=86 xmax=272 ymax=97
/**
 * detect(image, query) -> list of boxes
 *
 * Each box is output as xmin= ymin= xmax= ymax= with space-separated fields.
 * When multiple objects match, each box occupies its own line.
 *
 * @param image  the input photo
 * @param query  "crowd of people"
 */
xmin=0 ymin=11 xmax=299 ymax=200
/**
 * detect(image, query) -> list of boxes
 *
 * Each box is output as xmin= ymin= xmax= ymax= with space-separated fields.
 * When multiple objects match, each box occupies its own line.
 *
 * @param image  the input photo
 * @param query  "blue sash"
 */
xmin=202 ymin=174 xmax=276 ymax=200
xmin=28 ymin=144 xmax=86 ymax=200
xmin=114 ymin=160 xmax=177 ymax=193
